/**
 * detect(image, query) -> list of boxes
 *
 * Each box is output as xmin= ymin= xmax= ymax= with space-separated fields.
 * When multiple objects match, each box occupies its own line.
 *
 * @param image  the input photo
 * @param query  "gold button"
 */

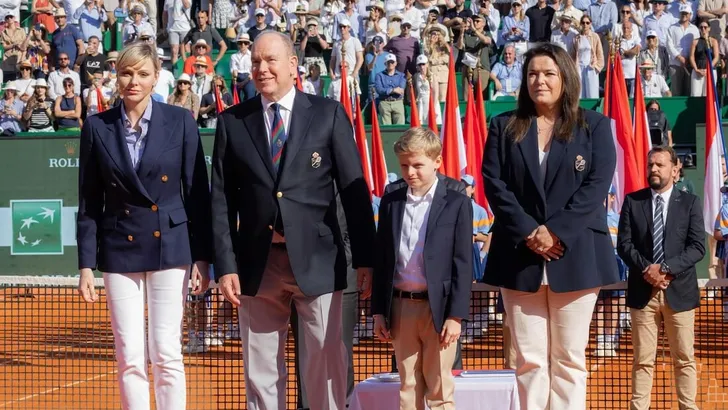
xmin=153 ymin=231 xmax=161 ymax=238
xmin=276 ymin=192 xmax=283 ymax=198
xmin=124 ymin=209 xmax=130 ymax=215
xmin=151 ymin=205 xmax=158 ymax=212
xmin=161 ymin=175 xmax=168 ymax=182
xmin=127 ymin=235 xmax=133 ymax=241
xmin=268 ymin=225 xmax=273 ymax=230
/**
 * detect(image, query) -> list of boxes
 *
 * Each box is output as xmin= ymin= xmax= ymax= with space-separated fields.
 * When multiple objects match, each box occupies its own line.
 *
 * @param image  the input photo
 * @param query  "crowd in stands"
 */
xmin=0 ymin=0 xmax=721 ymax=133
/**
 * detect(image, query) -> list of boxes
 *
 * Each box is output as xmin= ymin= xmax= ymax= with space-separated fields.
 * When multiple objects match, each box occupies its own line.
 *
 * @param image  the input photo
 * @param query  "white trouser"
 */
xmin=103 ymin=267 xmax=190 ymax=410
xmin=579 ymin=64 xmax=599 ymax=99
xmin=501 ymin=285 xmax=599 ymax=410
xmin=690 ymin=69 xmax=717 ymax=97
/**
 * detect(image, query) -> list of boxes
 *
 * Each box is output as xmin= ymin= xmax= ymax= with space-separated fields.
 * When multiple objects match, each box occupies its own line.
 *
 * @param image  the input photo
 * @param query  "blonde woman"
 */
xmin=571 ymin=15 xmax=603 ymax=98
xmin=77 ymin=42 xmax=211 ymax=410
xmin=167 ymin=73 xmax=201 ymax=120
xmin=424 ymin=23 xmax=450 ymax=102
xmin=413 ymin=54 xmax=442 ymax=125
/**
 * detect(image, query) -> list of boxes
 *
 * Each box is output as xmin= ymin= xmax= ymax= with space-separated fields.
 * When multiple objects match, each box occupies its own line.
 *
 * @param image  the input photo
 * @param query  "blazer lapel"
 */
xmin=279 ymin=91 xmax=313 ymax=180
xmin=641 ymin=193 xmax=655 ymax=252
xmin=517 ymin=119 xmax=546 ymax=203
xmin=101 ymin=106 xmax=152 ymax=201
xmin=243 ymin=96 xmax=276 ymax=180
xmin=390 ymin=188 xmax=407 ymax=258
xmin=664 ymin=189 xmax=682 ymax=236
xmin=425 ymin=182 xmax=447 ymax=244
xmin=544 ymin=137 xmax=567 ymax=194
xmin=136 ymin=100 xmax=173 ymax=180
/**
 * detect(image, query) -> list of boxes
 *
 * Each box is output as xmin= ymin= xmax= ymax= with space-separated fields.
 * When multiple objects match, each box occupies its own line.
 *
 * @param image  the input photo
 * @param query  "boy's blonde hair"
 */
xmin=393 ymin=127 xmax=442 ymax=159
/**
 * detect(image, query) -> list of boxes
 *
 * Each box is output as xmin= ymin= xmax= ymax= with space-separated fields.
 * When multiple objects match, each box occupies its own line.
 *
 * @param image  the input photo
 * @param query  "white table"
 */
xmin=349 ymin=371 xmax=520 ymax=410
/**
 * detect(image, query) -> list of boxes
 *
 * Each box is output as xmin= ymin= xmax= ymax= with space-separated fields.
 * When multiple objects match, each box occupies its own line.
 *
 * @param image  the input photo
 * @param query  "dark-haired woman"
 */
xmin=482 ymin=43 xmax=619 ymax=410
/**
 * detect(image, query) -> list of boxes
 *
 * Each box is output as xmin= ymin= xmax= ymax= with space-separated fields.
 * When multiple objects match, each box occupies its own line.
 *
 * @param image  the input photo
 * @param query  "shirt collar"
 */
xmin=121 ymin=99 xmax=153 ymax=128
xmin=407 ymin=177 xmax=439 ymax=202
xmin=261 ymin=86 xmax=297 ymax=114
xmin=651 ymin=185 xmax=673 ymax=204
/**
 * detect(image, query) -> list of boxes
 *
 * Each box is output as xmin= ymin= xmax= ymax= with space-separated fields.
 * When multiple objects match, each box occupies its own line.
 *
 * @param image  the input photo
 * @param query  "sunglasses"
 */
xmin=701 ymin=25 xmax=709 ymax=28
xmin=621 ymin=10 xmax=631 ymax=13
xmin=581 ymin=20 xmax=591 ymax=25
xmin=178 ymin=82 xmax=190 ymax=86
xmin=20 ymin=67 xmax=30 ymax=70
xmin=386 ymin=61 xmax=396 ymax=64
xmin=59 ymin=57 xmax=69 ymax=61
xmin=512 ymin=3 xmax=521 ymax=6
xmin=63 ymin=83 xmax=73 ymax=88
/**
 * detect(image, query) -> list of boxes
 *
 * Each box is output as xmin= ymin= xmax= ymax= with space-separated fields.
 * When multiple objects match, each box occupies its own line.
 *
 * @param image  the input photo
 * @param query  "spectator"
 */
xmin=167 ymin=73 xmax=200 ymax=120
xmin=697 ymin=0 xmax=728 ymax=40
xmin=572 ymin=15 xmax=603 ymax=98
xmin=248 ymin=8 xmax=274 ymax=40
xmin=22 ymin=78 xmax=54 ymax=132
xmin=163 ymin=0 xmax=192 ymax=66
xmin=74 ymin=36 xmax=105 ymax=90
xmin=490 ymin=43 xmax=522 ymax=99
xmin=316 ymin=0 xmax=342 ymax=41
xmin=631 ymin=0 xmax=650 ymax=28
xmin=457 ymin=14 xmax=494 ymax=99
xmin=31 ymin=0 xmax=59 ymax=32
xmin=154 ymin=48 xmax=176 ymax=102
xmin=82 ymin=71 xmax=111 ymax=115
xmin=1 ymin=14 xmax=26 ymax=82
xmin=53 ymin=77 xmax=81 ymax=130
xmin=182 ymin=11 xmax=228 ymax=66
xmin=667 ymin=5 xmax=698 ymax=96
xmin=387 ymin=12 xmax=404 ymax=39
xmin=199 ymin=75 xmax=233 ymax=128
xmin=364 ymin=1 xmax=387 ymax=44
xmin=422 ymin=6 xmax=441 ymax=37
xmin=690 ymin=19 xmax=720 ymax=96
xmin=374 ymin=53 xmax=406 ymax=125
xmin=551 ymin=14 xmax=576 ymax=51
xmin=403 ymin=0 xmax=425 ymax=39
xmin=297 ymin=65 xmax=315 ymax=94
xmin=471 ymin=0 xmax=501 ymax=45
xmin=552 ymin=0 xmax=582 ymax=32
xmin=614 ymin=5 xmax=642 ymax=38
xmin=230 ymin=0 xmax=254 ymax=34
xmin=444 ymin=0 xmax=473 ymax=50
xmin=641 ymin=61 xmax=672 ymax=97
xmin=304 ymin=63 xmax=323 ymax=95
xmin=620 ymin=20 xmax=642 ymax=95
xmin=15 ymin=61 xmax=36 ymax=102
xmin=122 ymin=4 xmax=154 ymax=45
xmin=300 ymin=17 xmax=329 ymax=75
xmin=331 ymin=0 xmax=359 ymax=42
xmin=102 ymin=50 xmax=117 ymax=90
xmin=22 ymin=24 xmax=51 ymax=78
xmin=183 ymin=39 xmax=215 ymax=74
xmin=120 ymin=0 xmax=157 ymax=31
xmin=73 ymin=0 xmax=108 ymax=50
xmin=572 ymin=0 xmax=590 ymax=12
xmin=0 ymin=81 xmax=24 ymax=134
xmin=51 ymin=10 xmax=84 ymax=70
xmin=385 ymin=19 xmax=421 ymax=75
xmin=670 ymin=0 xmax=698 ymax=22
xmin=327 ymin=60 xmax=361 ymax=100
xmin=424 ymin=24 xmax=449 ymax=102
xmin=256 ymin=0 xmax=283 ymax=25
xmin=413 ymin=54 xmax=437 ymax=124
xmin=211 ymin=0 xmax=237 ymax=28
xmin=191 ymin=56 xmax=213 ymax=101
xmin=62 ymin=0 xmax=84 ymax=25
xmin=48 ymin=52 xmax=81 ymax=99
xmin=639 ymin=30 xmax=670 ymax=79
xmin=365 ymin=34 xmax=388 ymax=85
xmin=330 ymin=18 xmax=363 ymax=81
xmin=526 ymin=0 xmax=555 ymax=45
xmin=643 ymin=0 xmax=677 ymax=45
xmin=586 ymin=0 xmax=616 ymax=65
xmin=230 ymin=32 xmax=255 ymax=102
xmin=501 ymin=0 xmax=529 ymax=61
xmin=647 ymin=99 xmax=673 ymax=146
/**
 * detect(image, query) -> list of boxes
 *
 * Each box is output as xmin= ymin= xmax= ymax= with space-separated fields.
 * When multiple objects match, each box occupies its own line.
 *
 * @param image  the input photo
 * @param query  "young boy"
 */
xmin=371 ymin=127 xmax=473 ymax=410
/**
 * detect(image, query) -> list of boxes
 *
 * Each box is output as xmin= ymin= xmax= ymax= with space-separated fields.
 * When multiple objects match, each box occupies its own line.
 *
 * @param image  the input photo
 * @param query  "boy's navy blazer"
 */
xmin=482 ymin=109 xmax=620 ymax=293
xmin=371 ymin=177 xmax=473 ymax=334
xmin=76 ymin=100 xmax=212 ymax=273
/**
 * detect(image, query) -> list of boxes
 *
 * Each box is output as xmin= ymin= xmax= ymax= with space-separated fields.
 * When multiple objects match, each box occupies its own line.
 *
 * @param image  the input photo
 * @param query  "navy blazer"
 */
xmin=482 ymin=109 xmax=619 ymax=293
xmin=617 ymin=188 xmax=705 ymax=312
xmin=210 ymin=91 xmax=376 ymax=297
xmin=371 ymin=180 xmax=473 ymax=334
xmin=77 ymin=101 xmax=212 ymax=273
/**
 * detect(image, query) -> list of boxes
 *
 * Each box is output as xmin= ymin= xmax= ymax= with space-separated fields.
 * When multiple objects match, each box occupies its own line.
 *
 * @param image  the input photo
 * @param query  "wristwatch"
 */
xmin=660 ymin=262 xmax=671 ymax=274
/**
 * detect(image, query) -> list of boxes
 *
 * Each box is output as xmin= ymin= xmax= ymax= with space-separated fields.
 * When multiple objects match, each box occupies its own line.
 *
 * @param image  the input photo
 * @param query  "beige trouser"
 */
xmin=461 ymin=67 xmax=490 ymax=102
xmin=378 ymin=100 xmax=405 ymax=125
xmin=502 ymin=285 xmax=599 ymax=410
xmin=237 ymin=247 xmax=347 ymax=410
xmin=390 ymin=298 xmax=457 ymax=410
xmin=630 ymin=290 xmax=697 ymax=410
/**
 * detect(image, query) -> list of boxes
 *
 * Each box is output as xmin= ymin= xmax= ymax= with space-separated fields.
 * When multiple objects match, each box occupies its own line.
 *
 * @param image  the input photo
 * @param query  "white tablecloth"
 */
xmin=349 ymin=371 xmax=520 ymax=410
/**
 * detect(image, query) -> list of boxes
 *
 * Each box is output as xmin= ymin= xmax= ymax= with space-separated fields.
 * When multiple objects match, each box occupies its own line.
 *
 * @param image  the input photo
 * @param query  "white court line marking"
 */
xmin=0 ymin=370 xmax=118 ymax=408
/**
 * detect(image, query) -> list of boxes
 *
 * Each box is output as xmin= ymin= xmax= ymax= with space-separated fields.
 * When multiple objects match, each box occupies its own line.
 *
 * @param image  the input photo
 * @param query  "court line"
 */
xmin=0 ymin=370 xmax=118 ymax=408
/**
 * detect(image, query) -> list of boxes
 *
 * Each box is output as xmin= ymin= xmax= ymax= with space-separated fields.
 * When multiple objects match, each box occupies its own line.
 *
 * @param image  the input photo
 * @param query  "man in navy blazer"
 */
xmin=210 ymin=32 xmax=376 ymax=410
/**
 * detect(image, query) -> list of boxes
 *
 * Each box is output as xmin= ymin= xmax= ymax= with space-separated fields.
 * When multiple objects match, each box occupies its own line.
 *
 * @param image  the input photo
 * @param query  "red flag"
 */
xmin=464 ymin=83 xmax=487 ymax=209
xmin=409 ymin=79 xmax=420 ymax=127
xmin=632 ymin=65 xmax=651 ymax=185
xmin=607 ymin=52 xmax=640 ymax=211
xmin=473 ymin=76 xmax=491 ymax=220
xmin=704 ymin=53 xmax=725 ymax=233
xmin=215 ymin=85 xmax=225 ymax=114
xmin=370 ymin=99 xmax=388 ymax=197
xmin=339 ymin=67 xmax=353 ymax=123
xmin=474 ymin=77 xmax=488 ymax=150
xmin=603 ymin=53 xmax=612 ymax=117
xmin=296 ymin=70 xmax=304 ymax=92
xmin=428 ymin=84 xmax=438 ymax=133
xmin=232 ymin=87 xmax=240 ymax=105
xmin=96 ymin=86 xmax=106 ymax=113
xmin=439 ymin=50 xmax=466 ymax=179
xmin=354 ymin=95 xmax=373 ymax=199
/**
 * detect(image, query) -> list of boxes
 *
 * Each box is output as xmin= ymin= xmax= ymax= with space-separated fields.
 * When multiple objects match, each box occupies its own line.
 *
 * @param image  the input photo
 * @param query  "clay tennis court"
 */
xmin=2 ymin=283 xmax=728 ymax=409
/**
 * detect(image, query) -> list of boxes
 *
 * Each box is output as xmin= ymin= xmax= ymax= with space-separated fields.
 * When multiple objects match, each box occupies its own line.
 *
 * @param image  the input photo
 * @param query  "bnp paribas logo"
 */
xmin=10 ymin=200 xmax=63 ymax=255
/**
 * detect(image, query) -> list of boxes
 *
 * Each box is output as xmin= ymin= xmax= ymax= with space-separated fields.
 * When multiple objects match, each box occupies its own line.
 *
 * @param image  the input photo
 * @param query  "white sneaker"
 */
xmin=183 ymin=335 xmax=208 ymax=354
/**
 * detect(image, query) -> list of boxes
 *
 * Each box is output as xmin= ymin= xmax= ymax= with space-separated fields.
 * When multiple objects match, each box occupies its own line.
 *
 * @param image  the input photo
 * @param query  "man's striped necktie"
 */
xmin=269 ymin=103 xmax=287 ymax=173
xmin=653 ymin=195 xmax=665 ymax=264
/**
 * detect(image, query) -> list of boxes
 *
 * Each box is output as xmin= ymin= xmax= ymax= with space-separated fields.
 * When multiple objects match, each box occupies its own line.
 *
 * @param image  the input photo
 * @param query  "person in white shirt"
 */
xmin=402 ymin=0 xmax=426 ymax=38
xmin=82 ymin=71 xmax=112 ymax=115
xmin=191 ymin=59 xmax=212 ymax=103
xmin=641 ymin=62 xmax=672 ymax=97
xmin=666 ymin=4 xmax=699 ymax=96
xmin=330 ymin=17 xmax=363 ymax=79
xmin=643 ymin=0 xmax=677 ymax=46
xmin=613 ymin=4 xmax=642 ymax=38
xmin=552 ymin=0 xmax=582 ymax=32
xmin=47 ymin=52 xmax=81 ymax=99
xmin=230 ymin=32 xmax=255 ymax=101
xmin=474 ymin=0 xmax=501 ymax=46
xmin=670 ymin=0 xmax=698 ymax=21
xmin=163 ymin=0 xmax=192 ymax=65
xmin=620 ymin=19 xmax=642 ymax=96
xmin=154 ymin=48 xmax=176 ymax=102
xmin=551 ymin=14 xmax=576 ymax=50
